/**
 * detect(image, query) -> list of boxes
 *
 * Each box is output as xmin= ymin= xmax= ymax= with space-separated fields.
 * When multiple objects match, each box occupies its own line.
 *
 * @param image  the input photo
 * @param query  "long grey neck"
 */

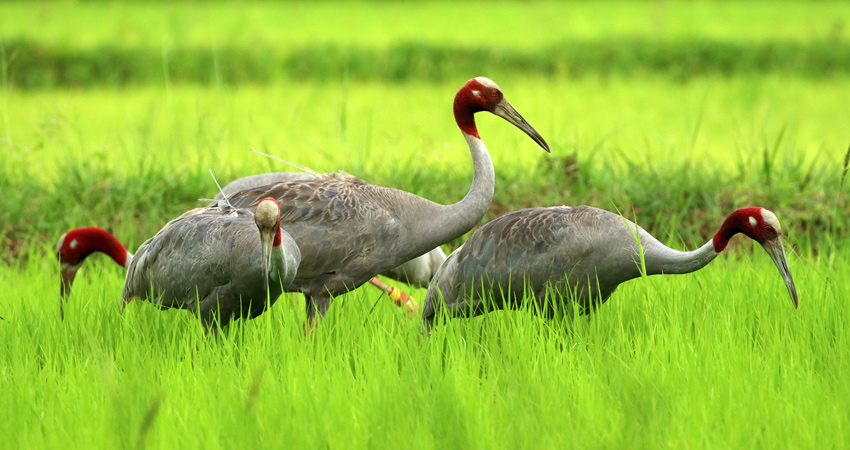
xmin=643 ymin=239 xmax=720 ymax=275
xmin=269 ymin=245 xmax=292 ymax=284
xmin=269 ymin=246 xmax=283 ymax=282
xmin=409 ymin=132 xmax=494 ymax=248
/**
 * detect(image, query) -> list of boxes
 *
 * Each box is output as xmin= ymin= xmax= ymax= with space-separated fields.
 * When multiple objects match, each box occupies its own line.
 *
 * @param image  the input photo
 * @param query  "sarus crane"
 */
xmin=213 ymin=171 xmax=448 ymax=313
xmin=58 ymin=198 xmax=300 ymax=334
xmin=421 ymin=206 xmax=799 ymax=331
xmin=225 ymin=77 xmax=550 ymax=326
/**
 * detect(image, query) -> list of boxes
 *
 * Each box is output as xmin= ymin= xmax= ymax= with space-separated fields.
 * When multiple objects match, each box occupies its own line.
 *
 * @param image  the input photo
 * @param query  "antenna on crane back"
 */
xmin=208 ymin=168 xmax=234 ymax=210
xmin=251 ymin=149 xmax=321 ymax=177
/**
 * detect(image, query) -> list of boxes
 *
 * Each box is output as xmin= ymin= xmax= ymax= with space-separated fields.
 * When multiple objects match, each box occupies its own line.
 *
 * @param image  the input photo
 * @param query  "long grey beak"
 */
xmin=761 ymin=239 xmax=799 ymax=309
xmin=60 ymin=263 xmax=79 ymax=320
xmin=493 ymin=99 xmax=550 ymax=153
xmin=259 ymin=230 xmax=274 ymax=298
xmin=60 ymin=265 xmax=77 ymax=300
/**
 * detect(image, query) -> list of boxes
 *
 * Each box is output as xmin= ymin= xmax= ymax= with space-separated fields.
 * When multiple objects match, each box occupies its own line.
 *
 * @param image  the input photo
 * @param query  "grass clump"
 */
xmin=4 ymin=38 xmax=850 ymax=89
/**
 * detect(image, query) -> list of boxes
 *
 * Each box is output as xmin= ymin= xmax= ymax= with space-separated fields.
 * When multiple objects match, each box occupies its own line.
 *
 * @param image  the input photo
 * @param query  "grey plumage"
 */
xmin=422 ymin=205 xmax=798 ymax=330
xmin=422 ymin=206 xmax=643 ymax=323
xmin=224 ymin=172 xmax=446 ymax=318
xmin=221 ymin=77 xmax=550 ymax=323
xmin=121 ymin=201 xmax=300 ymax=332
xmin=213 ymin=172 xmax=314 ymax=202
xmin=213 ymin=171 xmax=447 ymax=288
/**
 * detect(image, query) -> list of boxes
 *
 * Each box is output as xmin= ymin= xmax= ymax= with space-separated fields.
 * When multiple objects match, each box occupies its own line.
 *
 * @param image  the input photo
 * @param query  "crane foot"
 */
xmin=367 ymin=277 xmax=419 ymax=318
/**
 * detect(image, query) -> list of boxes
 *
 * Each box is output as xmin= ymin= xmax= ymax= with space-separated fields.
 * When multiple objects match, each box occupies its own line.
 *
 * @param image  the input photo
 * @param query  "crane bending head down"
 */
xmin=421 ymin=205 xmax=798 ymax=332
xmin=713 ymin=207 xmax=798 ymax=307
xmin=255 ymin=197 xmax=283 ymax=294
xmin=57 ymin=227 xmax=132 ymax=301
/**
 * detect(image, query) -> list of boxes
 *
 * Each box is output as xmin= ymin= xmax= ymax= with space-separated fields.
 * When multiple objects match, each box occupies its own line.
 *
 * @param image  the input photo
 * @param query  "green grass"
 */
xmin=6 ymin=37 xmax=850 ymax=87
xmin=1 ymin=236 xmax=846 ymax=449
xmin=3 ymin=1 xmax=850 ymax=448
xmin=3 ymin=1 xmax=850 ymax=87
xmin=3 ymin=1 xmax=848 ymax=48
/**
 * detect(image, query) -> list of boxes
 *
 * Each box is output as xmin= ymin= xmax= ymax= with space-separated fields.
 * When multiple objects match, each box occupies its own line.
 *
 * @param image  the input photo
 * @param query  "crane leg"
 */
xmin=303 ymin=293 xmax=331 ymax=333
xmin=420 ymin=314 xmax=435 ymax=336
xmin=367 ymin=277 xmax=419 ymax=317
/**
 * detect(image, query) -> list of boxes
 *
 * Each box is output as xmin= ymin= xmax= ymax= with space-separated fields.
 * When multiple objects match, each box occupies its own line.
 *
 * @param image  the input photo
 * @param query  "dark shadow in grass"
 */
xmin=135 ymin=394 xmax=163 ymax=450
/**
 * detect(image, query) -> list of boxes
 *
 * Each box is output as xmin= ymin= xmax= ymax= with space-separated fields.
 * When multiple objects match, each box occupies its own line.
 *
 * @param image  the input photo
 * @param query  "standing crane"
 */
xmin=213 ymin=171 xmax=448 ymax=313
xmin=225 ymin=77 xmax=550 ymax=326
xmin=421 ymin=206 xmax=799 ymax=331
xmin=58 ymin=198 xmax=300 ymax=334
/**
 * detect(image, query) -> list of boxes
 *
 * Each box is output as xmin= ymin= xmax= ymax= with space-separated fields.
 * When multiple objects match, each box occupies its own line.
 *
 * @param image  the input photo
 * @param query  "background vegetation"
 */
xmin=1 ymin=1 xmax=848 ymax=449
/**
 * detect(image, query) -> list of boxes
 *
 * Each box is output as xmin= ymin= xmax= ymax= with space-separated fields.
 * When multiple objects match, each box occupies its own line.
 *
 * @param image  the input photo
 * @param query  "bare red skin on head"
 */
xmin=453 ymin=78 xmax=504 ymax=139
xmin=713 ymin=207 xmax=779 ymax=252
xmin=59 ymin=227 xmax=129 ymax=267
xmin=273 ymin=227 xmax=282 ymax=247
xmin=259 ymin=197 xmax=283 ymax=247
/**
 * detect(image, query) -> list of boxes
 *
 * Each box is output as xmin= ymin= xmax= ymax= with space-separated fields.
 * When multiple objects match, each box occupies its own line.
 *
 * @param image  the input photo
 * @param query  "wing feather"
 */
xmin=425 ymin=206 xmax=648 ymax=317
xmin=223 ymin=172 xmax=412 ymax=285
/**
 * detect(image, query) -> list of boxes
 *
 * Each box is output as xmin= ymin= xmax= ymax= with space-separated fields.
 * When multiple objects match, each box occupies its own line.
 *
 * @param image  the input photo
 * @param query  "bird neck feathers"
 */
xmin=645 ymin=239 xmax=720 ymax=275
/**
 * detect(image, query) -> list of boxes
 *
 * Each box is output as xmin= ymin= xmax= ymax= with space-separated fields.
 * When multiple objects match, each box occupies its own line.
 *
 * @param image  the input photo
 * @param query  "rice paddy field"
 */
xmin=2 ymin=1 xmax=849 ymax=449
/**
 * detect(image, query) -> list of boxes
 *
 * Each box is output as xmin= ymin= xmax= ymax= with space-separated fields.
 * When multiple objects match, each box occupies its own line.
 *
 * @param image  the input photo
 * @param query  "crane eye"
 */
xmin=490 ymin=90 xmax=498 ymax=97
xmin=765 ymin=225 xmax=775 ymax=234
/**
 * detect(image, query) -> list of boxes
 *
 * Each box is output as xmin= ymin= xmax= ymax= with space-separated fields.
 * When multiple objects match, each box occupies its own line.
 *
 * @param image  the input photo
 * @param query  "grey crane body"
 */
xmin=225 ymin=172 xmax=460 ymax=315
xmin=423 ymin=206 xmax=661 ymax=320
xmin=422 ymin=205 xmax=798 ymax=329
xmin=223 ymin=77 xmax=550 ymax=321
xmin=213 ymin=171 xmax=447 ymax=288
xmin=120 ymin=200 xmax=300 ymax=330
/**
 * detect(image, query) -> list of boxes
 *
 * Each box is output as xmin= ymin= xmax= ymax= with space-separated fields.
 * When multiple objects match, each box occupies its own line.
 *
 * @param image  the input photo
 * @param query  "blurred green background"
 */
xmin=3 ymin=1 xmax=850 ymax=87
xmin=1 ymin=0 xmax=848 ymax=256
